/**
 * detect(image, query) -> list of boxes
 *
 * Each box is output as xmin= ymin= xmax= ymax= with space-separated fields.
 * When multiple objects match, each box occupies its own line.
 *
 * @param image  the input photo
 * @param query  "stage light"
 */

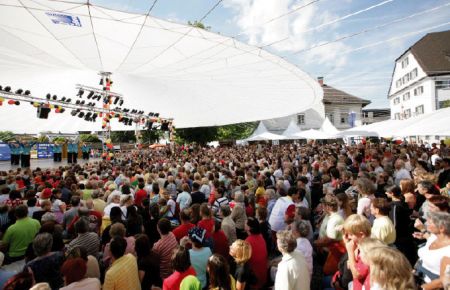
xmin=14 ymin=101 xmax=20 ymax=106
xmin=99 ymin=78 xmax=104 ymax=86
xmin=24 ymin=90 xmax=31 ymax=96
xmin=119 ymin=100 xmax=124 ymax=106
xmin=66 ymin=98 xmax=72 ymax=103
xmin=80 ymin=100 xmax=85 ymax=105
xmin=15 ymin=89 xmax=23 ymax=94
xmin=148 ymin=112 xmax=154 ymax=116
xmin=61 ymin=97 xmax=66 ymax=102
xmin=59 ymin=108 xmax=65 ymax=113
xmin=77 ymin=89 xmax=84 ymax=97
xmin=0 ymin=86 xmax=2 ymax=90
xmin=52 ymin=95 xmax=57 ymax=100
xmin=92 ymin=113 xmax=98 ymax=122
xmin=154 ymin=113 xmax=159 ymax=117
xmin=4 ymin=86 xmax=11 ymax=92
xmin=78 ymin=112 xmax=85 ymax=118
xmin=46 ymin=94 xmax=51 ymax=100
xmin=76 ymin=100 xmax=80 ymax=105
xmin=87 ymin=91 xmax=94 ymax=99
xmin=114 ymin=97 xmax=119 ymax=105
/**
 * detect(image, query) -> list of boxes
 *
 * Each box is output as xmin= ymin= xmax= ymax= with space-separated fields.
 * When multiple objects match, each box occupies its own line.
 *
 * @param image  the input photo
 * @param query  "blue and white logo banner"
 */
xmin=46 ymin=12 xmax=82 ymax=27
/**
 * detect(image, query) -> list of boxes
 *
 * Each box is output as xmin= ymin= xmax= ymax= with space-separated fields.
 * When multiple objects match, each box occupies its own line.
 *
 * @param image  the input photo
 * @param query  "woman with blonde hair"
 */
xmin=229 ymin=240 xmax=253 ymax=290
xmin=363 ymin=246 xmax=415 ymax=290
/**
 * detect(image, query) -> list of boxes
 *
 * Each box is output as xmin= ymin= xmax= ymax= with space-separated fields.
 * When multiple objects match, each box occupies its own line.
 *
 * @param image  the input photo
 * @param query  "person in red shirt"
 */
xmin=197 ymin=203 xmax=214 ymax=236
xmin=173 ymin=209 xmax=195 ymax=242
xmin=211 ymin=220 xmax=229 ymax=259
xmin=245 ymin=217 xmax=268 ymax=289
xmin=134 ymin=182 xmax=148 ymax=207
xmin=163 ymin=246 xmax=196 ymax=290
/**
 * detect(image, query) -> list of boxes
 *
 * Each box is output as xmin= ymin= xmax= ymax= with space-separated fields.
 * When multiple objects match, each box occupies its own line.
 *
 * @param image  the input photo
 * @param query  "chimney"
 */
xmin=317 ymin=76 xmax=324 ymax=86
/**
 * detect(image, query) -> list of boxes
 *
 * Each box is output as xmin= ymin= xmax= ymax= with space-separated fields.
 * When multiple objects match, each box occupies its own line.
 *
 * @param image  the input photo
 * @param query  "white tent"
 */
xmin=291 ymin=129 xmax=335 ymax=140
xmin=282 ymin=119 xmax=302 ymax=139
xmin=0 ymin=1 xmax=323 ymax=133
xmin=336 ymin=119 xmax=402 ymax=137
xmin=320 ymin=117 xmax=340 ymax=135
xmin=244 ymin=122 xmax=285 ymax=141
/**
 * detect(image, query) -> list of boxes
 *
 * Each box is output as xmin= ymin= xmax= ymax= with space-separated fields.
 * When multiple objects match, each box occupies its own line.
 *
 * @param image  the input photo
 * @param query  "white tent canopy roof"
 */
xmin=244 ymin=121 xmax=285 ymax=141
xmin=320 ymin=117 xmax=340 ymax=135
xmin=0 ymin=1 xmax=323 ymax=133
xmin=292 ymin=129 xmax=335 ymax=140
xmin=282 ymin=118 xmax=302 ymax=139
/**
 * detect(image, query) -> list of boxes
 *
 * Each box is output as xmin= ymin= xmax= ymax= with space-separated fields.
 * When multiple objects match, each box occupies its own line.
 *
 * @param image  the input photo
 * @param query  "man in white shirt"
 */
xmin=269 ymin=187 xmax=299 ymax=233
xmin=393 ymin=159 xmax=411 ymax=186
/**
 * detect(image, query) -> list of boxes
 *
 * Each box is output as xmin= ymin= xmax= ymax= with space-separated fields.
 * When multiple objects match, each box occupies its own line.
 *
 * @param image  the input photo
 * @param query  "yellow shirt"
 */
xmin=210 ymin=275 xmax=236 ymax=290
xmin=103 ymin=254 xmax=140 ymax=290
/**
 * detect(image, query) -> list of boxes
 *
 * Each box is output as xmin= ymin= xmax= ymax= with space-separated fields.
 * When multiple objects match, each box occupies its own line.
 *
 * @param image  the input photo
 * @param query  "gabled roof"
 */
xmin=322 ymin=84 xmax=371 ymax=106
xmin=399 ymin=30 xmax=450 ymax=76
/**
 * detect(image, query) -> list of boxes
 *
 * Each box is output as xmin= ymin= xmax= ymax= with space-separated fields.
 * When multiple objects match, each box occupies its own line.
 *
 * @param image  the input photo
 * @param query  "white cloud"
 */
xmin=223 ymin=0 xmax=351 ymax=65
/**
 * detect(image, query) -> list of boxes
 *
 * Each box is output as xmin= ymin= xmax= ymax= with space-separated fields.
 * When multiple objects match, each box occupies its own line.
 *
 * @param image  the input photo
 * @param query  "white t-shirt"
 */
xmin=176 ymin=191 xmax=192 ymax=210
xmin=269 ymin=196 xmax=293 ymax=232
xmin=296 ymin=238 xmax=313 ymax=277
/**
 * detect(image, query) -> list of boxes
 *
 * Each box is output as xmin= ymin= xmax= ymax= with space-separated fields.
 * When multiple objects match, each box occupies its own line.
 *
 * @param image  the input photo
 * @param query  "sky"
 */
xmin=91 ymin=0 xmax=450 ymax=109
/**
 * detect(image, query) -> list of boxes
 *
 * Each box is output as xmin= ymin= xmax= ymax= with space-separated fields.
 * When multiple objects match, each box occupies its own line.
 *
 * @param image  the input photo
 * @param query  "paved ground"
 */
xmin=0 ymin=158 xmax=101 ymax=171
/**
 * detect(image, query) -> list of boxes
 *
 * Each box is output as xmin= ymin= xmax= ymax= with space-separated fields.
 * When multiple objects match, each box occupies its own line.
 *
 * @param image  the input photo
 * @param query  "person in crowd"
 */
xmin=66 ymin=217 xmax=99 ymax=258
xmin=1 ymin=204 xmax=40 ymax=263
xmin=180 ymin=227 xmax=212 ymax=289
xmin=32 ymin=199 xmax=52 ymax=223
xmin=176 ymin=183 xmax=192 ymax=211
xmin=180 ymin=275 xmax=202 ymax=290
xmin=207 ymin=254 xmax=236 ymax=290
xmin=60 ymin=258 xmax=101 ymax=290
xmin=229 ymin=239 xmax=254 ymax=290
xmin=198 ymin=203 xmax=214 ymax=236
xmin=274 ymin=230 xmax=310 ymax=290
xmin=370 ymin=198 xmax=396 ymax=245
xmin=173 ymin=208 xmax=195 ymax=242
xmin=355 ymin=177 xmax=375 ymax=220
xmin=191 ymin=182 xmax=206 ymax=205
xmin=103 ymin=222 xmax=135 ymax=267
xmin=256 ymin=206 xmax=273 ymax=254
xmin=212 ymin=187 xmax=229 ymax=221
xmin=417 ymin=211 xmax=450 ymax=289
xmin=212 ymin=219 xmax=230 ymax=259
xmin=231 ymin=191 xmax=248 ymax=240
xmin=291 ymin=219 xmax=313 ymax=277
xmin=134 ymin=234 xmax=161 ymax=290
xmin=25 ymin=233 xmax=64 ymax=290
xmin=245 ymin=217 xmax=267 ymax=289
xmin=221 ymin=205 xmax=237 ymax=245
xmin=268 ymin=186 xmax=297 ymax=234
xmin=163 ymin=246 xmax=196 ymax=290
xmin=103 ymin=236 xmax=141 ymax=290
xmin=66 ymin=246 xmax=100 ymax=280
xmin=153 ymin=218 xmax=179 ymax=279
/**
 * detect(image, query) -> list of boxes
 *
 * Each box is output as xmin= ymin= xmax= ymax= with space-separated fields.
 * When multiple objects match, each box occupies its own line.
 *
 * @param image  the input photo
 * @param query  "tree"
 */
xmin=440 ymin=100 xmax=450 ymax=109
xmin=110 ymin=131 xmax=136 ymax=143
xmin=188 ymin=20 xmax=211 ymax=31
xmin=217 ymin=122 xmax=257 ymax=141
xmin=37 ymin=135 xmax=49 ymax=143
xmin=0 ymin=131 xmax=15 ymax=142
xmin=175 ymin=127 xmax=218 ymax=145
xmin=79 ymin=134 xmax=101 ymax=143
xmin=141 ymin=130 xmax=164 ymax=144
xmin=53 ymin=137 xmax=66 ymax=143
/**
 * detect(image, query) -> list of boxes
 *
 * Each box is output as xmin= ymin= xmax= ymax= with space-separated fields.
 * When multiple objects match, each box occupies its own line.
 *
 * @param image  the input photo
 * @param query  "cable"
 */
xmin=261 ymin=0 xmax=395 ymax=48
xmin=293 ymin=2 xmax=450 ymax=54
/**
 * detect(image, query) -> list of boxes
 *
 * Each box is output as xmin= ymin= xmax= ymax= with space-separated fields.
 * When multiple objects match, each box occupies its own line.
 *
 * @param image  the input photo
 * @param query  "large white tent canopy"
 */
xmin=0 ymin=0 xmax=322 ymax=133
xmin=243 ymin=122 xmax=285 ymax=141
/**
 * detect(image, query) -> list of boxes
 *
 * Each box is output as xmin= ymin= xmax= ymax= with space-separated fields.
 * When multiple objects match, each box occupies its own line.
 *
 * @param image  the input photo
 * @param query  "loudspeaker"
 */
xmin=37 ymin=107 xmax=51 ymax=119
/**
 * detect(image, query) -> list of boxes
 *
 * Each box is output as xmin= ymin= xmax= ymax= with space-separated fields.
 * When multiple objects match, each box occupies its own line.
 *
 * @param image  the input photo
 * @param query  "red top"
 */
xmin=246 ymin=234 xmax=268 ymax=289
xmin=162 ymin=266 xmax=196 ymax=290
xmin=352 ymin=251 xmax=370 ymax=290
xmin=212 ymin=229 xmax=229 ymax=259
xmin=198 ymin=218 xmax=214 ymax=236
xmin=134 ymin=189 xmax=148 ymax=207
xmin=173 ymin=223 xmax=195 ymax=242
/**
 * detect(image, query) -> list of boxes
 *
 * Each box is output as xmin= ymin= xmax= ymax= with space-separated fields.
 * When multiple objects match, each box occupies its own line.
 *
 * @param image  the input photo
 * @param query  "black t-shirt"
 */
xmin=191 ymin=191 xmax=205 ymax=205
xmin=234 ymin=262 xmax=255 ymax=290
xmin=138 ymin=252 xmax=162 ymax=289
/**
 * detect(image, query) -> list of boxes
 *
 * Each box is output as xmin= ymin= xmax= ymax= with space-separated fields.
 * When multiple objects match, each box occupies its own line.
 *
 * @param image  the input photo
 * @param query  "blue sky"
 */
xmin=92 ymin=0 xmax=450 ymax=109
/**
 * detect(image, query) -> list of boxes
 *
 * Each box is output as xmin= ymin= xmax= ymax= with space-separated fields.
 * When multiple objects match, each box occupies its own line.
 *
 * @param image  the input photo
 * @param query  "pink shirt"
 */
xmin=163 ymin=266 xmax=196 ymax=290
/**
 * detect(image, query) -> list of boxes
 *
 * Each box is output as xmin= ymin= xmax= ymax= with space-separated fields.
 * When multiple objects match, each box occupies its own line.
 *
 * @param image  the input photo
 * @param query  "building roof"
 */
xmin=399 ymin=30 xmax=450 ymax=76
xmin=322 ymin=84 xmax=371 ymax=106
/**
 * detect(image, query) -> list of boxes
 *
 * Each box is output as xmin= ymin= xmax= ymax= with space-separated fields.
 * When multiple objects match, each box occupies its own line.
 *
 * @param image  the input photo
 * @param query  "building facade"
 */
xmin=264 ymin=77 xmax=370 ymax=133
xmin=388 ymin=30 xmax=450 ymax=120
xmin=362 ymin=108 xmax=391 ymax=125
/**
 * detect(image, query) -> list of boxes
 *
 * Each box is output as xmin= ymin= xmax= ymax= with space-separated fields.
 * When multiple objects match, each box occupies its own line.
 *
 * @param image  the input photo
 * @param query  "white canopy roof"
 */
xmin=0 ymin=1 xmax=323 ymax=133
xmin=282 ymin=118 xmax=302 ymax=139
xmin=320 ymin=117 xmax=340 ymax=135
xmin=244 ymin=122 xmax=285 ymax=141
xmin=292 ymin=129 xmax=335 ymax=140
xmin=337 ymin=107 xmax=450 ymax=137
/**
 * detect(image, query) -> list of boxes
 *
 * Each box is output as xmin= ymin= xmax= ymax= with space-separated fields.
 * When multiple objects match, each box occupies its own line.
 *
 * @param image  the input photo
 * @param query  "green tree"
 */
xmin=217 ymin=122 xmax=257 ymax=141
xmin=110 ymin=131 xmax=136 ymax=143
xmin=37 ymin=135 xmax=49 ymax=143
xmin=440 ymin=100 xmax=450 ymax=109
xmin=79 ymin=134 xmax=101 ymax=143
xmin=175 ymin=127 xmax=218 ymax=145
xmin=141 ymin=130 xmax=164 ymax=144
xmin=188 ymin=20 xmax=211 ymax=30
xmin=53 ymin=137 xmax=66 ymax=143
xmin=0 ymin=131 xmax=15 ymax=142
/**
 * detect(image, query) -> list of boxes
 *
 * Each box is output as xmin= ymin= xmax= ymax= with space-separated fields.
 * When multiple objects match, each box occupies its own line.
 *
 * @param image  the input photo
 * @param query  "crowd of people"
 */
xmin=0 ymin=141 xmax=449 ymax=290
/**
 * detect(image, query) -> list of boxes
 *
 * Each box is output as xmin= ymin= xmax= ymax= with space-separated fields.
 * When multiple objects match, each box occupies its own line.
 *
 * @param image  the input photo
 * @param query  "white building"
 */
xmin=264 ymin=77 xmax=370 ymax=133
xmin=388 ymin=30 xmax=450 ymax=120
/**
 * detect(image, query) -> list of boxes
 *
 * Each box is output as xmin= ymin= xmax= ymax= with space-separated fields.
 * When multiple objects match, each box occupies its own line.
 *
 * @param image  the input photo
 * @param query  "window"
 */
xmin=401 ymin=57 xmax=409 ymax=68
xmin=409 ymin=68 xmax=418 ymax=80
xmin=394 ymin=113 xmax=401 ymax=120
xmin=415 ymin=105 xmax=424 ymax=115
xmin=404 ymin=109 xmax=411 ymax=119
xmin=396 ymin=79 xmax=402 ymax=88
xmin=414 ymin=86 xmax=424 ymax=96
xmin=403 ymin=92 xmax=410 ymax=101
xmin=340 ymin=116 xmax=347 ymax=124
xmin=402 ymin=74 xmax=410 ymax=84
xmin=297 ymin=114 xmax=305 ymax=125
xmin=326 ymin=113 xmax=334 ymax=124
xmin=393 ymin=97 xmax=400 ymax=105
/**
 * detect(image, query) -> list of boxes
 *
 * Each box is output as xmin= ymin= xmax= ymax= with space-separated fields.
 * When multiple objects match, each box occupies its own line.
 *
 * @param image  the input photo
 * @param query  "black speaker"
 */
xmin=37 ymin=107 xmax=51 ymax=119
